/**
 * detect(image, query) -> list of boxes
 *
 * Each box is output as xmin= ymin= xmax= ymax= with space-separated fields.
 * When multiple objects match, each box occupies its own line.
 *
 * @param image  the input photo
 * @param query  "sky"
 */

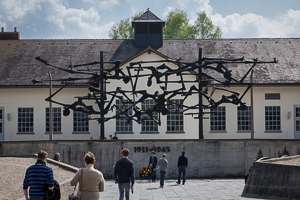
xmin=0 ymin=0 xmax=299 ymax=39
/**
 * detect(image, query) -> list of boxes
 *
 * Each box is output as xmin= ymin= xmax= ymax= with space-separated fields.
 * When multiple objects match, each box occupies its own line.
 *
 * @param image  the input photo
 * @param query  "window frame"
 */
xmin=46 ymin=107 xmax=62 ymax=133
xmin=141 ymin=99 xmax=158 ymax=133
xmin=210 ymin=106 xmax=226 ymax=132
xmin=18 ymin=108 xmax=34 ymax=134
xmin=115 ymin=99 xmax=133 ymax=133
xmin=167 ymin=99 xmax=184 ymax=132
xmin=73 ymin=110 xmax=89 ymax=133
xmin=237 ymin=106 xmax=251 ymax=131
xmin=265 ymin=106 xmax=281 ymax=131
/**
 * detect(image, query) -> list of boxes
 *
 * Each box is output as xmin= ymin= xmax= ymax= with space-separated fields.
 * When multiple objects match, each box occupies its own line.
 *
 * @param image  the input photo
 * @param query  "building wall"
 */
xmin=0 ymin=50 xmax=300 ymax=141
xmin=203 ymin=86 xmax=300 ymax=140
xmin=1 ymin=85 xmax=300 ymax=141
xmin=0 ymin=87 xmax=100 ymax=141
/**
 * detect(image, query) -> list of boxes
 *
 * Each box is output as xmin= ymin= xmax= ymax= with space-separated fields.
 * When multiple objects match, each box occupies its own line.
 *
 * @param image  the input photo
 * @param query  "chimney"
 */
xmin=0 ymin=27 xmax=20 ymax=40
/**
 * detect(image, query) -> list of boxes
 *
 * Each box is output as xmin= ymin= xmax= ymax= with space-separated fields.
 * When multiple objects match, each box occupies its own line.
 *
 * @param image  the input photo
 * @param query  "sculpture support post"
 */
xmin=48 ymin=71 xmax=53 ymax=141
xmin=100 ymin=51 xmax=105 ymax=140
xmin=198 ymin=48 xmax=204 ymax=139
xmin=250 ymin=70 xmax=254 ymax=139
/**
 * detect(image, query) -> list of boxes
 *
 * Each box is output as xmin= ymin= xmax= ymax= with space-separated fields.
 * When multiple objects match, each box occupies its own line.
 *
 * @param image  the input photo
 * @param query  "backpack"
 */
xmin=44 ymin=180 xmax=61 ymax=200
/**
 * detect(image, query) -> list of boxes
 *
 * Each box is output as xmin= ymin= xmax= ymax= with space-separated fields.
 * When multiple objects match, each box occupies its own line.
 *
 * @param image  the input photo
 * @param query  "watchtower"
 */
xmin=132 ymin=9 xmax=165 ymax=47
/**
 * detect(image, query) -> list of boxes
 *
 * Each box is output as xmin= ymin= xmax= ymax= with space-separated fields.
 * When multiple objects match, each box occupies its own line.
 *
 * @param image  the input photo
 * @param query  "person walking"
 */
xmin=70 ymin=151 xmax=105 ymax=200
xmin=176 ymin=150 xmax=188 ymax=185
xmin=113 ymin=133 xmax=118 ymax=139
xmin=157 ymin=153 xmax=168 ymax=188
xmin=23 ymin=150 xmax=54 ymax=200
xmin=149 ymin=151 xmax=158 ymax=182
xmin=114 ymin=148 xmax=135 ymax=200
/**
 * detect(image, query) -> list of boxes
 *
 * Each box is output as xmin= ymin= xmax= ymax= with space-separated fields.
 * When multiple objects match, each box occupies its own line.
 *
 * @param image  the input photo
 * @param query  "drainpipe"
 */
xmin=48 ymin=71 xmax=53 ymax=141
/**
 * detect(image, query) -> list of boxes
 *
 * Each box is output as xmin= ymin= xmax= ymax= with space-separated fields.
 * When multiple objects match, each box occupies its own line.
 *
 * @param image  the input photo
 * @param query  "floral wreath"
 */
xmin=139 ymin=165 xmax=151 ymax=179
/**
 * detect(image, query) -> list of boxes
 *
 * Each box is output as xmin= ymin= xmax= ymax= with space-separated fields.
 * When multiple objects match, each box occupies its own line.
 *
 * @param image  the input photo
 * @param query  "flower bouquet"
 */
xmin=139 ymin=165 xmax=151 ymax=179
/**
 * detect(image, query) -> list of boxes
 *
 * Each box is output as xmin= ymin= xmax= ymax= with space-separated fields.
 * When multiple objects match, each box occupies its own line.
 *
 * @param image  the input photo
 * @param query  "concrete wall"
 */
xmin=2 ymin=139 xmax=300 ymax=179
xmin=242 ymin=156 xmax=300 ymax=200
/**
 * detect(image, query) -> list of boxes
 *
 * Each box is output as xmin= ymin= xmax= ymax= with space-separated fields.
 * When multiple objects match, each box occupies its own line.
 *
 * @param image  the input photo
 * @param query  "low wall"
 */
xmin=242 ymin=155 xmax=300 ymax=200
xmin=1 ymin=139 xmax=300 ymax=179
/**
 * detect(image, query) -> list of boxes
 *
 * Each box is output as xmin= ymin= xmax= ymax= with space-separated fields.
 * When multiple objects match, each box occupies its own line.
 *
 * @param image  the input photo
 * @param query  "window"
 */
xmin=265 ymin=106 xmax=281 ymax=131
xmin=141 ymin=99 xmax=158 ymax=132
xmin=210 ymin=107 xmax=226 ymax=131
xmin=167 ymin=99 xmax=183 ymax=132
xmin=46 ymin=108 xmax=61 ymax=133
xmin=265 ymin=93 xmax=280 ymax=100
xmin=116 ymin=100 xmax=133 ymax=132
xmin=135 ymin=24 xmax=148 ymax=34
xmin=149 ymin=24 xmax=161 ymax=34
xmin=18 ymin=108 xmax=34 ymax=133
xmin=73 ymin=110 xmax=89 ymax=132
xmin=237 ymin=106 xmax=251 ymax=131
xmin=0 ymin=108 xmax=3 ymax=135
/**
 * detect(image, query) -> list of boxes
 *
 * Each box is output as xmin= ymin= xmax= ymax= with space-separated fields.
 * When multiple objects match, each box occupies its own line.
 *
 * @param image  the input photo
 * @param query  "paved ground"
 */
xmin=99 ymin=178 xmax=275 ymax=200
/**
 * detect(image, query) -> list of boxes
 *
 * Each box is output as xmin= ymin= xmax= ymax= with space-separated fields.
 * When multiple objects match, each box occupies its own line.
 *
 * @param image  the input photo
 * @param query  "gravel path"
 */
xmin=0 ymin=157 xmax=76 ymax=200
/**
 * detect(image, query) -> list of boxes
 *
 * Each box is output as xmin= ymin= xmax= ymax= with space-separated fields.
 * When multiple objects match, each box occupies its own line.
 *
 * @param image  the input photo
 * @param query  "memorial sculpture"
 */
xmin=33 ymin=49 xmax=277 ymax=139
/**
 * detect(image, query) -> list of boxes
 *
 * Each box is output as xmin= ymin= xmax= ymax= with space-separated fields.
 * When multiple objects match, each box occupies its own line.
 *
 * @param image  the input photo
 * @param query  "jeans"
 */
xmin=160 ymin=171 xmax=166 ymax=187
xmin=118 ymin=182 xmax=130 ymax=200
xmin=178 ymin=166 xmax=186 ymax=184
xmin=30 ymin=196 xmax=44 ymax=200
xmin=151 ymin=167 xmax=156 ymax=181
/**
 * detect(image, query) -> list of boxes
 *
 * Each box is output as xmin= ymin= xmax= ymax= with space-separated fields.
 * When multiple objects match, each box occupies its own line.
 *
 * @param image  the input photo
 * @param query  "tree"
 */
xmin=108 ymin=10 xmax=222 ymax=39
xmin=109 ymin=12 xmax=143 ymax=39
xmin=163 ymin=10 xmax=222 ymax=39
xmin=163 ymin=9 xmax=195 ymax=39
xmin=194 ymin=11 xmax=222 ymax=39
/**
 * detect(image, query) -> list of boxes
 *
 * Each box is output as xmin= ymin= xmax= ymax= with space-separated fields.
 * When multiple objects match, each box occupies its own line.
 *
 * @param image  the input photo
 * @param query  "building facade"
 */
xmin=1 ymin=10 xmax=300 ymax=141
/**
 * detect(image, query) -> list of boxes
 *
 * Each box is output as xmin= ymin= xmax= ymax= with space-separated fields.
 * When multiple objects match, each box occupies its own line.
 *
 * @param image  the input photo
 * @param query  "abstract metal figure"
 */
xmin=33 ymin=49 xmax=277 ymax=139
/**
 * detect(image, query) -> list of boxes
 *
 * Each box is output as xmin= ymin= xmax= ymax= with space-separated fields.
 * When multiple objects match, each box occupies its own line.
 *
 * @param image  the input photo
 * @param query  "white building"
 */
xmin=1 ymin=10 xmax=300 ymax=141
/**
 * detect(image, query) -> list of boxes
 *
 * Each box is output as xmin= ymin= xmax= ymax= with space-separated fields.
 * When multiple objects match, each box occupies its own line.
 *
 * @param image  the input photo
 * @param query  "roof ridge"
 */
xmin=134 ymin=9 xmax=164 ymax=22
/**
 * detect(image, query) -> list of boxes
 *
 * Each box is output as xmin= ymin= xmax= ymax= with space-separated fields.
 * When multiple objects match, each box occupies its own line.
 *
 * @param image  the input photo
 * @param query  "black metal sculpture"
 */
xmin=33 ymin=48 xmax=277 ymax=139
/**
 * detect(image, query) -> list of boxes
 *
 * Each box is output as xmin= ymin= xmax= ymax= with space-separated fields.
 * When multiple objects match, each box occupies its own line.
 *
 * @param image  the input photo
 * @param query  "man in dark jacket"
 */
xmin=114 ymin=148 xmax=135 ymax=200
xmin=176 ymin=150 xmax=188 ymax=185
xmin=149 ymin=151 xmax=158 ymax=182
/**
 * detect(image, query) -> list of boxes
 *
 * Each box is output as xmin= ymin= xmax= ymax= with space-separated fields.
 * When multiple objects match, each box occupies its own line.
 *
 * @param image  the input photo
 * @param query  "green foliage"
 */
xmin=108 ymin=10 xmax=222 ymax=39
xmin=108 ymin=12 xmax=143 ymax=39
xmin=194 ymin=11 xmax=222 ymax=39
xmin=163 ymin=9 xmax=192 ymax=39
xmin=163 ymin=10 xmax=222 ymax=39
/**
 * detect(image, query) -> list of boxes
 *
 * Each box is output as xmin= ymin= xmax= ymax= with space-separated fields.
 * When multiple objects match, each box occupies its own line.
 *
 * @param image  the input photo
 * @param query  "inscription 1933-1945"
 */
xmin=134 ymin=146 xmax=170 ymax=153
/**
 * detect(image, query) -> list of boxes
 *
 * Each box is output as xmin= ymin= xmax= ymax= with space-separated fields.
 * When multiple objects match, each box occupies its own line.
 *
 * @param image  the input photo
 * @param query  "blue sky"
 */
xmin=0 ymin=0 xmax=299 ymax=39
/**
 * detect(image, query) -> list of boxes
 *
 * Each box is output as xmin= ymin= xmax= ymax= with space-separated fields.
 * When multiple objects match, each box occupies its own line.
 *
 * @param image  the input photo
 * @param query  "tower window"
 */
xmin=149 ymin=24 xmax=161 ymax=34
xmin=136 ymin=24 xmax=148 ymax=34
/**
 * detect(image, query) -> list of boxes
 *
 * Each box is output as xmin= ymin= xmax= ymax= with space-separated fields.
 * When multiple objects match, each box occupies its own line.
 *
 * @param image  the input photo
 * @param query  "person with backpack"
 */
xmin=43 ymin=180 xmax=61 ymax=200
xmin=23 ymin=150 xmax=54 ymax=200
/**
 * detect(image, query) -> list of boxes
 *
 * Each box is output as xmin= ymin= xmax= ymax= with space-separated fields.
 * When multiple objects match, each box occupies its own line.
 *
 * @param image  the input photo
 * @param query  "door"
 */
xmin=0 ymin=108 xmax=3 ymax=141
xmin=294 ymin=106 xmax=300 ymax=139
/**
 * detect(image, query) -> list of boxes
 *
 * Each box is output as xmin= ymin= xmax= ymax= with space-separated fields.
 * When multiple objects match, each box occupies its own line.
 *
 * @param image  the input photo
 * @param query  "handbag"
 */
xmin=69 ymin=168 xmax=83 ymax=200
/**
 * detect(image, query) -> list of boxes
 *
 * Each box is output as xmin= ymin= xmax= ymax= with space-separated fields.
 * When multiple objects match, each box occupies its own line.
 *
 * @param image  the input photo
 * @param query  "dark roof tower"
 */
xmin=132 ymin=9 xmax=165 ymax=47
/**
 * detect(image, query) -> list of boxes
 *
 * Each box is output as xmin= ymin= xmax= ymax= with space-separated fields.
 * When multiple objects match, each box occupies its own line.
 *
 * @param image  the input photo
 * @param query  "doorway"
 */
xmin=294 ymin=106 xmax=300 ymax=139
xmin=0 ymin=108 xmax=3 ymax=141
